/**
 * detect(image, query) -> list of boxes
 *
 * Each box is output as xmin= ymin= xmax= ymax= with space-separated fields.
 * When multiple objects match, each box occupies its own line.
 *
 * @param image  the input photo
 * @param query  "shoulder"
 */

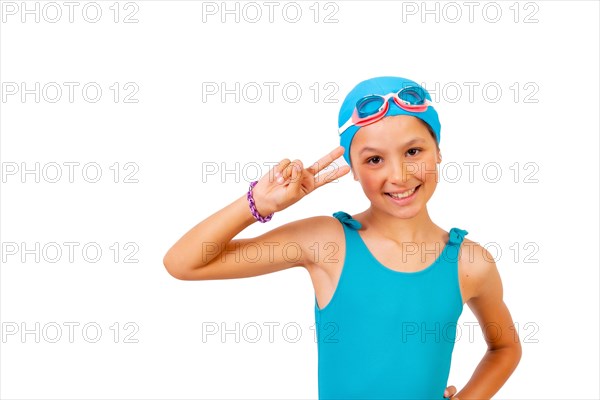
xmin=299 ymin=214 xmax=345 ymax=248
xmin=269 ymin=215 xmax=343 ymax=268
xmin=287 ymin=215 xmax=343 ymax=238
xmin=457 ymin=236 xmax=502 ymax=303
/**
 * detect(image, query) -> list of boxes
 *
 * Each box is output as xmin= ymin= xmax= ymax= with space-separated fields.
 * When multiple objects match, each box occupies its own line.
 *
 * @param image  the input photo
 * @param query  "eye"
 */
xmin=366 ymin=156 xmax=382 ymax=165
xmin=406 ymin=148 xmax=422 ymax=157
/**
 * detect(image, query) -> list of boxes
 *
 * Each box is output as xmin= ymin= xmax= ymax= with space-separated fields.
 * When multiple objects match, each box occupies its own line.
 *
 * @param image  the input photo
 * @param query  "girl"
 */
xmin=163 ymin=76 xmax=522 ymax=399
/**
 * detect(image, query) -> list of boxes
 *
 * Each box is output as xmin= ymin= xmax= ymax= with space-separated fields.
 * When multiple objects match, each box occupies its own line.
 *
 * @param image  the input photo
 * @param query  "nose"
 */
xmin=388 ymin=158 xmax=417 ymax=185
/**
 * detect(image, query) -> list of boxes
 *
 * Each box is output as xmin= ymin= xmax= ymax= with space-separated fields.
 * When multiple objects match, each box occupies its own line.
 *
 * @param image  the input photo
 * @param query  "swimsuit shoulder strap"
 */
xmin=332 ymin=211 xmax=362 ymax=230
xmin=447 ymin=227 xmax=468 ymax=246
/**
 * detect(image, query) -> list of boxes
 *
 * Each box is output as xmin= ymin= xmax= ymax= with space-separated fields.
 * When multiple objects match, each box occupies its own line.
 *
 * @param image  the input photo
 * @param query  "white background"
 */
xmin=1 ymin=1 xmax=599 ymax=399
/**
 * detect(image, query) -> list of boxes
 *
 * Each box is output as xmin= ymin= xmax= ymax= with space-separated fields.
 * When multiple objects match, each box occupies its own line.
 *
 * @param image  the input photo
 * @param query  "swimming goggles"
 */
xmin=338 ymin=85 xmax=432 ymax=136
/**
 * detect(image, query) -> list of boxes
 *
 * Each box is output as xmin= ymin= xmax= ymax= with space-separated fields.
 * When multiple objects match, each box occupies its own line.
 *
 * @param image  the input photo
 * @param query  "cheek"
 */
xmin=416 ymin=160 xmax=439 ymax=183
xmin=357 ymin=172 xmax=382 ymax=192
xmin=362 ymin=177 xmax=379 ymax=190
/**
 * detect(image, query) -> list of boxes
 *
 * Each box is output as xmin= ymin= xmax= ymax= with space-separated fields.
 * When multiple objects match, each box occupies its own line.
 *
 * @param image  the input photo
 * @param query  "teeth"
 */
xmin=387 ymin=186 xmax=417 ymax=199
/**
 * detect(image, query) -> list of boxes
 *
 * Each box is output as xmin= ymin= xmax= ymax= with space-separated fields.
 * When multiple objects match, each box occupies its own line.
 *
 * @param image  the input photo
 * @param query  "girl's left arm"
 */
xmin=454 ymin=246 xmax=523 ymax=400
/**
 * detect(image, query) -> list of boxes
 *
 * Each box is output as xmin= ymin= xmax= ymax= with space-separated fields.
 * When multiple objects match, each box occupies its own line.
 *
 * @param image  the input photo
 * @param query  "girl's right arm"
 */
xmin=163 ymin=146 xmax=350 ymax=281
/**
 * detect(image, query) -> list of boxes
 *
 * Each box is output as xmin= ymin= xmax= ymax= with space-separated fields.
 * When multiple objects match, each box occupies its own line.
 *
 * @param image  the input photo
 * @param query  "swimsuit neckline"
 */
xmin=333 ymin=210 xmax=465 ymax=275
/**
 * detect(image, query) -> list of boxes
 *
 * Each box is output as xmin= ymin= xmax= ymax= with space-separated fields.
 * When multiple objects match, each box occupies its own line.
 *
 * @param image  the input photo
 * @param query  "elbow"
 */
xmin=510 ymin=329 xmax=524 ymax=364
xmin=163 ymin=254 xmax=191 ymax=281
xmin=508 ymin=342 xmax=523 ymax=377
xmin=487 ymin=335 xmax=523 ymax=369
xmin=514 ymin=338 xmax=523 ymax=365
xmin=494 ymin=339 xmax=523 ymax=371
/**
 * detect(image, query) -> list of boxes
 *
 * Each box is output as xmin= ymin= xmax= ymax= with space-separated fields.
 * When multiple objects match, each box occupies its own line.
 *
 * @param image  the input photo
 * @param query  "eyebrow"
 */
xmin=359 ymin=138 xmax=426 ymax=155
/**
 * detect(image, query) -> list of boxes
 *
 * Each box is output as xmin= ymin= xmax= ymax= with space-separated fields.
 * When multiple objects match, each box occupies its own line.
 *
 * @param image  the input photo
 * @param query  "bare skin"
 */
xmin=163 ymin=117 xmax=522 ymax=399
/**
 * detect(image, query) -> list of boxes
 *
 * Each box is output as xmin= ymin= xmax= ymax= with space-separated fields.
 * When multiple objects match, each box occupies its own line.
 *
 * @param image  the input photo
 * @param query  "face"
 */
xmin=349 ymin=115 xmax=442 ymax=219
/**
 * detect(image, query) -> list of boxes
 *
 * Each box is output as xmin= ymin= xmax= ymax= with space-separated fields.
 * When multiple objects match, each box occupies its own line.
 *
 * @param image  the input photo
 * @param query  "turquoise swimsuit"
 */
xmin=314 ymin=211 xmax=468 ymax=399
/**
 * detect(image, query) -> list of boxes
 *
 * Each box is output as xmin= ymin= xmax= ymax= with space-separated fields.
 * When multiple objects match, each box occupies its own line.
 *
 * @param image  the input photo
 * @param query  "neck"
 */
xmin=360 ymin=206 xmax=442 ymax=244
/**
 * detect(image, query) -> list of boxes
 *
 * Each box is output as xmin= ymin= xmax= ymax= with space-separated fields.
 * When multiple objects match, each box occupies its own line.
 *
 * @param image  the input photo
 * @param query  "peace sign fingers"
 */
xmin=307 ymin=146 xmax=351 ymax=191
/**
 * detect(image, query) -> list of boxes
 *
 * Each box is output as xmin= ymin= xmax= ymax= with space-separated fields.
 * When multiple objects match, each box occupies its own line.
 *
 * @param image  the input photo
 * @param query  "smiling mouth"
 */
xmin=385 ymin=185 xmax=421 ymax=199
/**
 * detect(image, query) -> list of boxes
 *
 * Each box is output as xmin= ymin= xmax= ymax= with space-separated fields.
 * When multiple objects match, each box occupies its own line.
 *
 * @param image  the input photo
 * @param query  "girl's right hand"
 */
xmin=252 ymin=146 xmax=351 ymax=216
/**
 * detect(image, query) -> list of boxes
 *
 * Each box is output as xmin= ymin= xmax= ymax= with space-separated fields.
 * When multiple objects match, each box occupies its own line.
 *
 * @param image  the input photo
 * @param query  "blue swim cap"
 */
xmin=338 ymin=76 xmax=441 ymax=167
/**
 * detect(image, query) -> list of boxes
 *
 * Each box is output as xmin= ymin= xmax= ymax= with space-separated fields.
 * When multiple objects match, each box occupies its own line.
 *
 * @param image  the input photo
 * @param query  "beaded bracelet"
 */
xmin=247 ymin=181 xmax=274 ymax=223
